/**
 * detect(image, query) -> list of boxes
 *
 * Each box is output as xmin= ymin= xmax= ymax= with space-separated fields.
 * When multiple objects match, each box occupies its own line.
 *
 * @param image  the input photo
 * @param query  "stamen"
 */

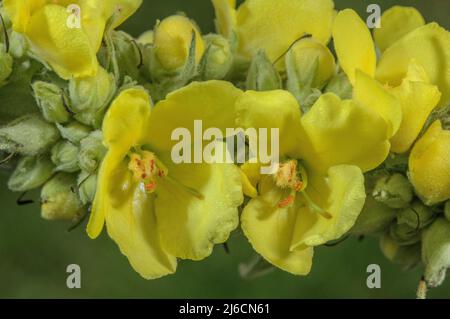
xmin=301 ymin=192 xmax=332 ymax=219
xmin=278 ymin=194 xmax=295 ymax=208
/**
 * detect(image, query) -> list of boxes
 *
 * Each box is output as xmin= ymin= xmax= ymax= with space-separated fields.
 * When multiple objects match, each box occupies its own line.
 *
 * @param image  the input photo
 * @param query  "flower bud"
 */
xmin=380 ymin=233 xmax=421 ymax=270
xmin=246 ymin=51 xmax=282 ymax=91
xmin=325 ymin=73 xmax=353 ymax=100
xmin=390 ymin=222 xmax=421 ymax=246
xmin=286 ymin=38 xmax=335 ymax=90
xmin=110 ymin=30 xmax=142 ymax=81
xmin=78 ymin=171 xmax=97 ymax=205
xmin=51 ymin=141 xmax=80 ymax=173
xmin=153 ymin=15 xmax=205 ymax=71
xmin=0 ymin=45 xmax=13 ymax=86
xmin=409 ymin=120 xmax=450 ymax=205
xmin=8 ymin=155 xmax=54 ymax=192
xmin=350 ymin=195 xmax=396 ymax=235
xmin=9 ymin=31 xmax=28 ymax=59
xmin=78 ymin=131 xmax=107 ymax=174
xmin=0 ymin=114 xmax=60 ymax=156
xmin=32 ymin=81 xmax=70 ymax=124
xmin=198 ymin=34 xmax=233 ymax=80
xmin=445 ymin=201 xmax=450 ymax=221
xmin=372 ymin=173 xmax=414 ymax=209
xmin=422 ymin=218 xmax=450 ymax=288
xmin=68 ymin=67 xmax=116 ymax=128
xmin=397 ymin=201 xmax=435 ymax=230
xmin=137 ymin=30 xmax=154 ymax=46
xmin=41 ymin=173 xmax=85 ymax=222
xmin=56 ymin=122 xmax=92 ymax=145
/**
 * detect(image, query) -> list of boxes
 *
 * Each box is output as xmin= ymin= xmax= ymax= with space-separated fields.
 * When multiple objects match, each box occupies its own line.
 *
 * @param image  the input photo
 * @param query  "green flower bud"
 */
xmin=198 ymin=34 xmax=233 ymax=80
xmin=68 ymin=67 xmax=116 ymax=128
xmin=51 ymin=141 xmax=80 ymax=173
xmin=325 ymin=72 xmax=353 ymax=100
xmin=246 ymin=51 xmax=282 ymax=91
xmin=445 ymin=201 xmax=450 ymax=221
xmin=32 ymin=81 xmax=70 ymax=124
xmin=0 ymin=45 xmax=13 ymax=86
xmin=422 ymin=218 xmax=450 ymax=288
xmin=350 ymin=195 xmax=397 ymax=235
xmin=390 ymin=222 xmax=421 ymax=246
xmin=110 ymin=30 xmax=142 ymax=81
xmin=9 ymin=31 xmax=28 ymax=60
xmin=41 ymin=173 xmax=85 ymax=222
xmin=397 ymin=201 xmax=435 ymax=230
xmin=56 ymin=122 xmax=91 ymax=145
xmin=0 ymin=114 xmax=60 ymax=156
xmin=372 ymin=173 xmax=414 ymax=209
xmin=78 ymin=131 xmax=106 ymax=174
xmin=78 ymin=171 xmax=97 ymax=205
xmin=7 ymin=155 xmax=54 ymax=192
xmin=380 ymin=233 xmax=421 ymax=270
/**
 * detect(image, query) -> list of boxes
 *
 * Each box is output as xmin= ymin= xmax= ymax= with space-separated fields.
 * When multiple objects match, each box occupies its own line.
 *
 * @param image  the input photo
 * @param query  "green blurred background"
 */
xmin=1 ymin=0 xmax=450 ymax=299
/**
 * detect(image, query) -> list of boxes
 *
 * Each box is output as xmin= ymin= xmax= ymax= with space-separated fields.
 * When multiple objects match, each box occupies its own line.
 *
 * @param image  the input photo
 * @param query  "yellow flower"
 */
xmin=3 ymin=0 xmax=142 ymax=79
xmin=333 ymin=8 xmax=445 ymax=153
xmin=153 ymin=15 xmax=205 ymax=71
xmin=409 ymin=120 xmax=450 ymax=205
xmin=212 ymin=0 xmax=335 ymax=67
xmin=87 ymin=82 xmax=243 ymax=279
xmin=238 ymin=88 xmax=394 ymax=275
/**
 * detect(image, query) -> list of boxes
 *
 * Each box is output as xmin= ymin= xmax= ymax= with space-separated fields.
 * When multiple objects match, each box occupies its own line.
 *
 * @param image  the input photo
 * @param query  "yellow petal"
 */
xmin=354 ymin=70 xmax=402 ymax=138
xmin=147 ymin=80 xmax=243 ymax=152
xmin=212 ymin=0 xmax=237 ymax=39
xmin=332 ymin=9 xmax=376 ymax=85
xmin=390 ymin=77 xmax=441 ymax=154
xmin=241 ymin=177 xmax=314 ymax=275
xmin=236 ymin=0 xmax=335 ymax=65
xmin=103 ymin=87 xmax=152 ymax=155
xmin=106 ymin=0 xmax=143 ymax=29
xmin=374 ymin=6 xmax=425 ymax=52
xmin=240 ymin=161 xmax=262 ymax=198
xmin=301 ymin=93 xmax=391 ymax=173
xmin=235 ymin=89 xmax=303 ymax=159
xmin=291 ymin=165 xmax=366 ymax=248
xmin=3 ymin=0 xmax=46 ymax=33
xmin=155 ymin=154 xmax=243 ymax=260
xmin=376 ymin=23 xmax=450 ymax=107
xmin=25 ymin=4 xmax=98 ymax=79
xmin=104 ymin=163 xmax=177 ymax=279
xmin=409 ymin=121 xmax=450 ymax=205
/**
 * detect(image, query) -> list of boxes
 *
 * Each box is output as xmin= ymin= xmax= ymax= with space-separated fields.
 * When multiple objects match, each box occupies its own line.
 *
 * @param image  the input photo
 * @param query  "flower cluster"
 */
xmin=0 ymin=0 xmax=449 ymax=297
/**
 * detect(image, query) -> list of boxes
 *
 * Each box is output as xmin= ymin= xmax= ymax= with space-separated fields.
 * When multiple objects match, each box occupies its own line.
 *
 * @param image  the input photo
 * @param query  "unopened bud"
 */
xmin=9 ymin=31 xmax=28 ymax=59
xmin=372 ymin=173 xmax=414 ymax=209
xmin=32 ymin=81 xmax=70 ymax=124
xmin=422 ymin=218 xmax=450 ymax=288
xmin=110 ymin=30 xmax=142 ymax=81
xmin=246 ymin=51 xmax=282 ymax=91
xmin=51 ymin=141 xmax=80 ymax=173
xmin=350 ymin=195 xmax=396 ymax=235
xmin=8 ymin=155 xmax=54 ymax=192
xmin=153 ymin=15 xmax=205 ymax=71
xmin=56 ymin=122 xmax=92 ymax=145
xmin=380 ymin=233 xmax=421 ymax=270
xmin=78 ymin=171 xmax=97 ymax=205
xmin=41 ymin=173 xmax=85 ymax=222
xmin=390 ymin=222 xmax=421 ymax=246
xmin=397 ymin=201 xmax=435 ymax=230
xmin=78 ymin=131 xmax=106 ymax=174
xmin=0 ymin=114 xmax=60 ymax=156
xmin=198 ymin=34 xmax=233 ymax=80
xmin=0 ymin=45 xmax=13 ymax=86
xmin=137 ymin=30 xmax=154 ymax=46
xmin=69 ymin=67 xmax=116 ymax=128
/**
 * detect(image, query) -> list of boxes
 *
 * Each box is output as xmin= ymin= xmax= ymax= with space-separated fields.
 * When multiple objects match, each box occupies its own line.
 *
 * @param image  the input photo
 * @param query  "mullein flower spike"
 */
xmin=1 ymin=0 xmax=450 ymax=290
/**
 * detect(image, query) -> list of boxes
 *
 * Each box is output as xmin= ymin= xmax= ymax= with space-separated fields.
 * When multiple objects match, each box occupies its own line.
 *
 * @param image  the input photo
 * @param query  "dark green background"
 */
xmin=1 ymin=0 xmax=449 ymax=299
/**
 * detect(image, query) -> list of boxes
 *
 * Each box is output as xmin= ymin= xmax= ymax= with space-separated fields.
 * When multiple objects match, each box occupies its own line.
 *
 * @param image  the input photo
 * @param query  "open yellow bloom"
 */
xmin=88 ymin=82 xmax=243 ymax=279
xmin=212 ymin=0 xmax=335 ymax=66
xmin=409 ymin=121 xmax=450 ymax=205
xmin=4 ymin=0 xmax=142 ymax=79
xmin=238 ymin=88 xmax=394 ymax=275
xmin=333 ymin=8 xmax=445 ymax=154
